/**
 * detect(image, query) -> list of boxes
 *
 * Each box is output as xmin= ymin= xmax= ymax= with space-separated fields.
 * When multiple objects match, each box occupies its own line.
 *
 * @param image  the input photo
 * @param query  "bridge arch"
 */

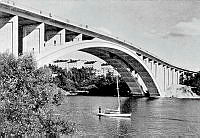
xmin=37 ymin=40 xmax=161 ymax=96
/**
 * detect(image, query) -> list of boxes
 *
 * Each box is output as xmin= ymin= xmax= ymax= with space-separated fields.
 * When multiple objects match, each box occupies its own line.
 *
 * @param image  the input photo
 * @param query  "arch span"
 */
xmin=81 ymin=48 xmax=145 ymax=96
xmin=37 ymin=40 xmax=161 ymax=96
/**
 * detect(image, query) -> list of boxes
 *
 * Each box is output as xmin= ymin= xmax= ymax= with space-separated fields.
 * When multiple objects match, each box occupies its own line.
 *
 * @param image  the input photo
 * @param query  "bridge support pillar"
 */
xmin=154 ymin=62 xmax=157 ymax=79
xmin=156 ymin=63 xmax=165 ymax=96
xmin=155 ymin=63 xmax=164 ymax=95
xmin=166 ymin=67 xmax=170 ymax=88
xmin=174 ymin=69 xmax=178 ymax=85
xmin=167 ymin=67 xmax=174 ymax=88
xmin=177 ymin=71 xmax=182 ymax=84
xmin=156 ymin=64 xmax=165 ymax=95
xmin=152 ymin=61 xmax=157 ymax=78
xmin=163 ymin=65 xmax=167 ymax=91
xmin=0 ymin=16 xmax=18 ymax=56
xmin=147 ymin=58 xmax=152 ymax=71
xmin=142 ymin=56 xmax=147 ymax=65
xmin=144 ymin=58 xmax=151 ymax=71
xmin=171 ymin=68 xmax=174 ymax=85
xmin=60 ymin=29 xmax=66 ymax=44
xmin=136 ymin=53 xmax=143 ymax=60
xmin=171 ymin=69 xmax=176 ymax=85
xmin=23 ymin=23 xmax=45 ymax=54
xmin=45 ymin=28 xmax=66 ymax=47
xmin=73 ymin=34 xmax=82 ymax=42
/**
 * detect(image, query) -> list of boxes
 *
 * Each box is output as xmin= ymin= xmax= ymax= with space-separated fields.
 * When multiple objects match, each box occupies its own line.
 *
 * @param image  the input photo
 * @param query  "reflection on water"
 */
xmin=58 ymin=96 xmax=200 ymax=137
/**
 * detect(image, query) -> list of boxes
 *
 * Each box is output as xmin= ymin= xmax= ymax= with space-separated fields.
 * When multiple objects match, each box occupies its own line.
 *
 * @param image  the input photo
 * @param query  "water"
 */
xmin=58 ymin=96 xmax=200 ymax=137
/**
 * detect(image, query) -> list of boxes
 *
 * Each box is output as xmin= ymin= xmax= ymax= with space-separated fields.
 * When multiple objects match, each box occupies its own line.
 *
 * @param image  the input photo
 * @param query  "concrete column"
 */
xmin=168 ymin=68 xmax=172 ymax=87
xmin=177 ymin=70 xmax=180 ymax=85
xmin=166 ymin=67 xmax=169 ymax=87
xmin=144 ymin=58 xmax=148 ymax=65
xmin=176 ymin=71 xmax=179 ymax=84
xmin=136 ymin=53 xmax=143 ymax=60
xmin=23 ymin=23 xmax=44 ymax=54
xmin=173 ymin=69 xmax=177 ymax=85
xmin=37 ymin=23 xmax=45 ymax=54
xmin=12 ymin=16 xmax=18 ymax=56
xmin=166 ymin=67 xmax=172 ymax=87
xmin=60 ymin=29 xmax=66 ymax=45
xmin=45 ymin=28 xmax=65 ymax=47
xmin=139 ymin=55 xmax=143 ymax=60
xmin=163 ymin=65 xmax=167 ymax=91
xmin=154 ymin=62 xmax=157 ymax=79
xmin=139 ymin=55 xmax=143 ymax=61
xmin=171 ymin=68 xmax=174 ymax=85
xmin=156 ymin=63 xmax=164 ymax=94
xmin=73 ymin=34 xmax=82 ymax=42
xmin=0 ymin=16 xmax=18 ymax=56
xmin=142 ymin=56 xmax=147 ymax=65
xmin=173 ymin=70 xmax=177 ymax=85
xmin=152 ymin=61 xmax=157 ymax=78
xmin=147 ymin=58 xmax=152 ymax=71
xmin=169 ymin=68 xmax=173 ymax=86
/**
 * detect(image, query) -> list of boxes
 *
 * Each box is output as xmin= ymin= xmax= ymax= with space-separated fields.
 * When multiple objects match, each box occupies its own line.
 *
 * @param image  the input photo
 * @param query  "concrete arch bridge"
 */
xmin=0 ymin=1 xmax=196 ymax=97
xmin=36 ymin=40 xmax=195 ymax=97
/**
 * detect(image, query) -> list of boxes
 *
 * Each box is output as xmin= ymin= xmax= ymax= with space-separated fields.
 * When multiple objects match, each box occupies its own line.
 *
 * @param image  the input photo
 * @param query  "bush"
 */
xmin=0 ymin=52 xmax=74 ymax=136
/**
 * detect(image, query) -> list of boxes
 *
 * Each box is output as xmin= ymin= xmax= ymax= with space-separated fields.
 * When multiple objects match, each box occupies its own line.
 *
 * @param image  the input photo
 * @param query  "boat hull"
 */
xmin=97 ymin=113 xmax=131 ymax=118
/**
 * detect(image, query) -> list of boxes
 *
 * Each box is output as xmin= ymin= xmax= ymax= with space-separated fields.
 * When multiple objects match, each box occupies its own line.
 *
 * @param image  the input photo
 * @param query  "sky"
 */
xmin=13 ymin=0 xmax=200 ymax=71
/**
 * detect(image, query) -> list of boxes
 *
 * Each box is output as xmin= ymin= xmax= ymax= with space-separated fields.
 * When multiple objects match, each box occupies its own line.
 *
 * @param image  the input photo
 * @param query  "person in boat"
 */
xmin=99 ymin=106 xmax=101 ymax=113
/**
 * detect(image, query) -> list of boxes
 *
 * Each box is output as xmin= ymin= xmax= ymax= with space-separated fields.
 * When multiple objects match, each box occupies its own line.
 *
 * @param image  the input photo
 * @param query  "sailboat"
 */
xmin=97 ymin=75 xmax=131 ymax=118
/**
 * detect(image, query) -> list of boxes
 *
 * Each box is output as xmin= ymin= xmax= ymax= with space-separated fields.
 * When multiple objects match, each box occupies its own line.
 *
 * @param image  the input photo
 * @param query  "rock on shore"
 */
xmin=164 ymin=84 xmax=200 ymax=98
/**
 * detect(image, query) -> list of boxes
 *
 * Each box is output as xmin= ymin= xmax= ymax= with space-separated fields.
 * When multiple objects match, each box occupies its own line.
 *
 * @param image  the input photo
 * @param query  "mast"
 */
xmin=116 ymin=75 xmax=120 ymax=112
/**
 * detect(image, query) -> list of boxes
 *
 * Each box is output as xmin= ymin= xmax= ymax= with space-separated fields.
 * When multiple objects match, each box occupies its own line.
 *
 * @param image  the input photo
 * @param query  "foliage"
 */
xmin=0 ymin=52 xmax=74 ymax=136
xmin=180 ymin=72 xmax=200 ymax=95
xmin=49 ymin=64 xmax=131 ymax=96
xmin=50 ymin=65 xmax=77 ymax=92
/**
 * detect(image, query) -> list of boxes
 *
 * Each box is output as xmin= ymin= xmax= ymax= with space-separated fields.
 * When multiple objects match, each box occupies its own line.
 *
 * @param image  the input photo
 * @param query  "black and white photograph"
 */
xmin=0 ymin=0 xmax=200 ymax=137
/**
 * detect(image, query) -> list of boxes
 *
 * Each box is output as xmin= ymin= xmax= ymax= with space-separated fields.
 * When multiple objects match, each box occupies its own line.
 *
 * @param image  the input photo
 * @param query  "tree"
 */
xmin=48 ymin=64 xmax=131 ymax=96
xmin=180 ymin=72 xmax=200 ymax=95
xmin=0 ymin=52 xmax=74 ymax=136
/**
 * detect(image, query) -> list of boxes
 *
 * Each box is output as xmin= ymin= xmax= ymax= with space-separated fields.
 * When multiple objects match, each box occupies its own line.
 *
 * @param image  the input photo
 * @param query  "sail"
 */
xmin=116 ymin=75 xmax=120 ymax=112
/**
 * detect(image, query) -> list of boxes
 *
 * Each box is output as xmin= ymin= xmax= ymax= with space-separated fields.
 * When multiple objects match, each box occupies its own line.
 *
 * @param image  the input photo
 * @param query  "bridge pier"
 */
xmin=169 ymin=68 xmax=173 ymax=86
xmin=155 ymin=63 xmax=164 ymax=95
xmin=159 ymin=63 xmax=165 ymax=94
xmin=22 ymin=23 xmax=45 ymax=54
xmin=171 ymin=69 xmax=174 ymax=85
xmin=45 ymin=27 xmax=66 ymax=47
xmin=73 ymin=34 xmax=82 ymax=42
xmin=137 ymin=54 xmax=183 ymax=94
xmin=147 ymin=58 xmax=152 ymax=71
xmin=167 ymin=67 xmax=172 ymax=88
xmin=163 ymin=65 xmax=167 ymax=91
xmin=143 ymin=56 xmax=147 ymax=64
xmin=154 ymin=61 xmax=158 ymax=79
xmin=177 ymin=71 xmax=180 ymax=84
xmin=0 ymin=15 xmax=18 ymax=55
xmin=175 ymin=70 xmax=178 ymax=84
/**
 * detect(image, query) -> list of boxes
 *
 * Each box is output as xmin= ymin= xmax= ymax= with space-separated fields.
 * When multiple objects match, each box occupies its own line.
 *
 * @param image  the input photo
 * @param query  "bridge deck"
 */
xmin=0 ymin=0 xmax=196 ymax=73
